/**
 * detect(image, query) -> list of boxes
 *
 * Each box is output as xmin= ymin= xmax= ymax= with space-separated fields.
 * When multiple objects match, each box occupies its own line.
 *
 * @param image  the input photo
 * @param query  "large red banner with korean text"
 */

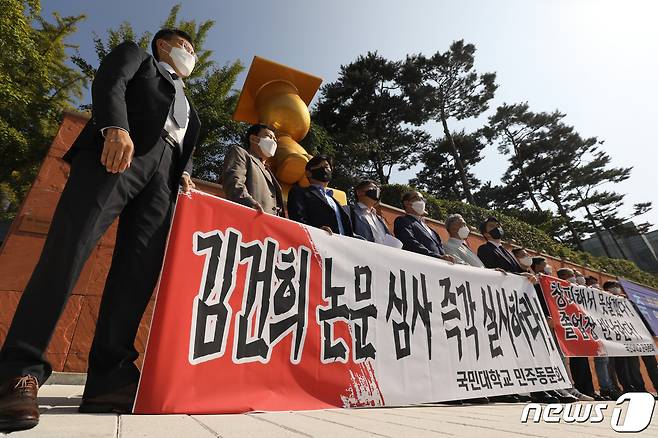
xmin=538 ymin=275 xmax=657 ymax=357
xmin=134 ymin=191 xmax=568 ymax=414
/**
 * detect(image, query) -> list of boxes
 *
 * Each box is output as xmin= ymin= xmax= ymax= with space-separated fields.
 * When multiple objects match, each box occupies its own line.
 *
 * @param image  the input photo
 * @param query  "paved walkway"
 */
xmin=6 ymin=385 xmax=658 ymax=437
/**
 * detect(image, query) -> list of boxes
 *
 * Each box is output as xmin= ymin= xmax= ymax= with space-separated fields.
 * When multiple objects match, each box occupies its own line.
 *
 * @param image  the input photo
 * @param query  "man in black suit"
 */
xmin=346 ymin=180 xmax=399 ymax=246
xmin=287 ymin=155 xmax=356 ymax=236
xmin=476 ymin=217 xmax=528 ymax=274
xmin=0 ymin=29 xmax=201 ymax=432
xmin=393 ymin=191 xmax=454 ymax=262
xmin=476 ymin=217 xmax=571 ymax=404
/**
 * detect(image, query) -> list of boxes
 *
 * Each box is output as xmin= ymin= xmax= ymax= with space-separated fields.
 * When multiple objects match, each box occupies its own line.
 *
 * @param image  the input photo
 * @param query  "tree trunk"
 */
xmin=550 ymin=188 xmax=584 ymax=251
xmin=439 ymin=113 xmax=475 ymax=204
xmin=582 ymin=204 xmax=613 ymax=258
xmin=513 ymin=149 xmax=543 ymax=212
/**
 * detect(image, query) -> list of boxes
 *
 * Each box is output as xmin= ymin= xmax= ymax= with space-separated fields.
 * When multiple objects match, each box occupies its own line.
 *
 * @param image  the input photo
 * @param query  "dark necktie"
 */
xmin=169 ymin=72 xmax=187 ymax=129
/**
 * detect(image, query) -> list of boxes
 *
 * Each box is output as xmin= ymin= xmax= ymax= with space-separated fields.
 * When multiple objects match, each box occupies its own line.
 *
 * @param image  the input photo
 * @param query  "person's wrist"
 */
xmin=105 ymin=127 xmax=126 ymax=139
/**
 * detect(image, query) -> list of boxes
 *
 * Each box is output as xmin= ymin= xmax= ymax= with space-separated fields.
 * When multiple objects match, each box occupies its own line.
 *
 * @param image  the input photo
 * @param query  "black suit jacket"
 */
xmin=346 ymin=204 xmax=391 ymax=243
xmin=477 ymin=241 xmax=525 ymax=273
xmin=394 ymin=214 xmax=446 ymax=258
xmin=287 ymin=185 xmax=355 ymax=236
xmin=63 ymin=41 xmax=201 ymax=176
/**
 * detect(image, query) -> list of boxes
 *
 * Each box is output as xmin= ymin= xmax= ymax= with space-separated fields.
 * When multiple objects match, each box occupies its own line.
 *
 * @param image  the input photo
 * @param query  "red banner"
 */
xmin=538 ymin=275 xmax=657 ymax=357
xmin=134 ymin=192 xmax=374 ymax=414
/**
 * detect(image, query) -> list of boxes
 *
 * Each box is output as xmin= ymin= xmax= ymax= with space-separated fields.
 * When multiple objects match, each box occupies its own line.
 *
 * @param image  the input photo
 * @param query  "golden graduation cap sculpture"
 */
xmin=233 ymin=56 xmax=347 ymax=205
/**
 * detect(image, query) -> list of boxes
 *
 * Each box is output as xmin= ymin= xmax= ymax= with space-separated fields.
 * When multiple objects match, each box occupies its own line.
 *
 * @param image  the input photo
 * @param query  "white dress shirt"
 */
xmin=356 ymin=202 xmax=388 ymax=244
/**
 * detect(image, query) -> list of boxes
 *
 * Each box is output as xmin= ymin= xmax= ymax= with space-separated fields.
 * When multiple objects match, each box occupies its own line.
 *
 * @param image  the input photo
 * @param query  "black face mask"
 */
xmin=310 ymin=167 xmax=332 ymax=182
xmin=489 ymin=227 xmax=504 ymax=240
xmin=365 ymin=188 xmax=380 ymax=201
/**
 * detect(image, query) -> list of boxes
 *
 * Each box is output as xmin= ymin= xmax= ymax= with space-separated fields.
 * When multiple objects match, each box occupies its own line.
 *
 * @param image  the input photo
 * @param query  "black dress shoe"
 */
xmin=466 ymin=397 xmax=489 ymax=404
xmin=600 ymin=388 xmax=623 ymax=401
xmin=585 ymin=392 xmax=606 ymax=401
xmin=79 ymin=382 xmax=137 ymax=414
xmin=490 ymin=394 xmax=520 ymax=403
xmin=441 ymin=399 xmax=464 ymax=405
xmin=552 ymin=390 xmax=578 ymax=403
xmin=530 ymin=391 xmax=560 ymax=403
xmin=0 ymin=375 xmax=40 ymax=433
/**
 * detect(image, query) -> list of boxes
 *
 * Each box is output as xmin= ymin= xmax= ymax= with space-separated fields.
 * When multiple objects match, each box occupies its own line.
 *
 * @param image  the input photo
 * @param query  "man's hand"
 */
xmin=440 ymin=254 xmax=455 ymax=264
xmin=101 ymin=128 xmax=134 ymax=173
xmin=546 ymin=316 xmax=554 ymax=329
xmin=321 ymin=226 xmax=333 ymax=235
xmin=181 ymin=173 xmax=195 ymax=194
xmin=253 ymin=202 xmax=264 ymax=214
xmin=494 ymin=267 xmax=508 ymax=275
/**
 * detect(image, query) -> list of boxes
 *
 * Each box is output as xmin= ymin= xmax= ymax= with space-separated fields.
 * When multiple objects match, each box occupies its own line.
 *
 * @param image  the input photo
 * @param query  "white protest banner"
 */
xmin=136 ymin=193 xmax=569 ymax=414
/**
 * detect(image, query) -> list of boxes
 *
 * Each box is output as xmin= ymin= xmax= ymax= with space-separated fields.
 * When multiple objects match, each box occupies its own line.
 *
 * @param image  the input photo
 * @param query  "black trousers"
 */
xmin=615 ymin=356 xmax=647 ymax=392
xmin=0 ymin=139 xmax=179 ymax=397
xmin=642 ymin=355 xmax=658 ymax=391
xmin=570 ymin=356 xmax=595 ymax=395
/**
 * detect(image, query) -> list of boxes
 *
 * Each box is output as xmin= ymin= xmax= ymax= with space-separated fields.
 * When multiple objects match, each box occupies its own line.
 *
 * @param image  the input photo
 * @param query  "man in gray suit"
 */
xmin=222 ymin=124 xmax=283 ymax=216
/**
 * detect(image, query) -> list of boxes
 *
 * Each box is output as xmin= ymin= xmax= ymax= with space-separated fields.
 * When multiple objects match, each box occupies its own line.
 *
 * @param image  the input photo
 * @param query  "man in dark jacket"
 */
xmin=346 ymin=180 xmax=401 ymax=247
xmin=287 ymin=155 xmax=356 ymax=236
xmin=0 ymin=29 xmax=201 ymax=432
xmin=393 ymin=191 xmax=453 ymax=262
xmin=476 ymin=217 xmax=527 ymax=273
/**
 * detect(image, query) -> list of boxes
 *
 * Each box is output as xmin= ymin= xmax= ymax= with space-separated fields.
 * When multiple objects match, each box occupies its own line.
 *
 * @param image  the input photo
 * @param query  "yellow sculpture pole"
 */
xmin=233 ymin=56 xmax=347 ymax=205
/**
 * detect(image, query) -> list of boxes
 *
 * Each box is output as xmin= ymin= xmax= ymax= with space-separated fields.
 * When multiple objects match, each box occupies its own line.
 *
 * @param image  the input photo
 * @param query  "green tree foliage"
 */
xmin=400 ymin=40 xmax=497 ymax=204
xmin=71 ymin=3 xmax=245 ymax=182
xmin=520 ymin=121 xmax=599 ymax=249
xmin=483 ymin=102 xmax=561 ymax=212
xmin=314 ymin=52 xmax=430 ymax=187
xmin=566 ymin=148 xmax=633 ymax=257
xmin=0 ymin=0 xmax=86 ymax=219
xmin=411 ymin=131 xmax=483 ymax=201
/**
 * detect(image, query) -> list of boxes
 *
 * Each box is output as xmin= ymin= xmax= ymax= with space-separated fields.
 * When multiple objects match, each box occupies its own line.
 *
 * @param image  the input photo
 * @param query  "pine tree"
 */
xmin=314 ymin=52 xmax=430 ymax=187
xmin=400 ymin=40 xmax=497 ymax=204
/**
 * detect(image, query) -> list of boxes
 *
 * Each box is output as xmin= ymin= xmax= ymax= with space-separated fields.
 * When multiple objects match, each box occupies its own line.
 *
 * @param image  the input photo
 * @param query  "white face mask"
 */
xmin=576 ymin=276 xmax=586 ymax=286
xmin=411 ymin=200 xmax=426 ymax=215
xmin=609 ymin=287 xmax=622 ymax=295
xmin=544 ymin=265 xmax=553 ymax=275
xmin=165 ymin=42 xmax=196 ymax=77
xmin=566 ymin=276 xmax=577 ymax=284
xmin=258 ymin=137 xmax=277 ymax=158
xmin=457 ymin=226 xmax=470 ymax=240
xmin=519 ymin=256 xmax=532 ymax=267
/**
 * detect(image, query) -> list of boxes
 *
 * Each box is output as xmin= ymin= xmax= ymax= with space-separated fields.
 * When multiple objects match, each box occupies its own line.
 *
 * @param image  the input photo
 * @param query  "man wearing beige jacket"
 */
xmin=222 ymin=124 xmax=284 ymax=216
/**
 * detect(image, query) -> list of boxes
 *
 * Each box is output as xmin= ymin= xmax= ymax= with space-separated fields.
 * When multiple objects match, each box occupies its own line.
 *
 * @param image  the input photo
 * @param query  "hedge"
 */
xmin=380 ymin=184 xmax=658 ymax=289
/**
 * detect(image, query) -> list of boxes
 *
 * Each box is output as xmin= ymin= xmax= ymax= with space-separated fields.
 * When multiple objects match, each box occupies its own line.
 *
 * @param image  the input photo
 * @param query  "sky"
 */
xmin=43 ymin=0 xmax=658 ymax=232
